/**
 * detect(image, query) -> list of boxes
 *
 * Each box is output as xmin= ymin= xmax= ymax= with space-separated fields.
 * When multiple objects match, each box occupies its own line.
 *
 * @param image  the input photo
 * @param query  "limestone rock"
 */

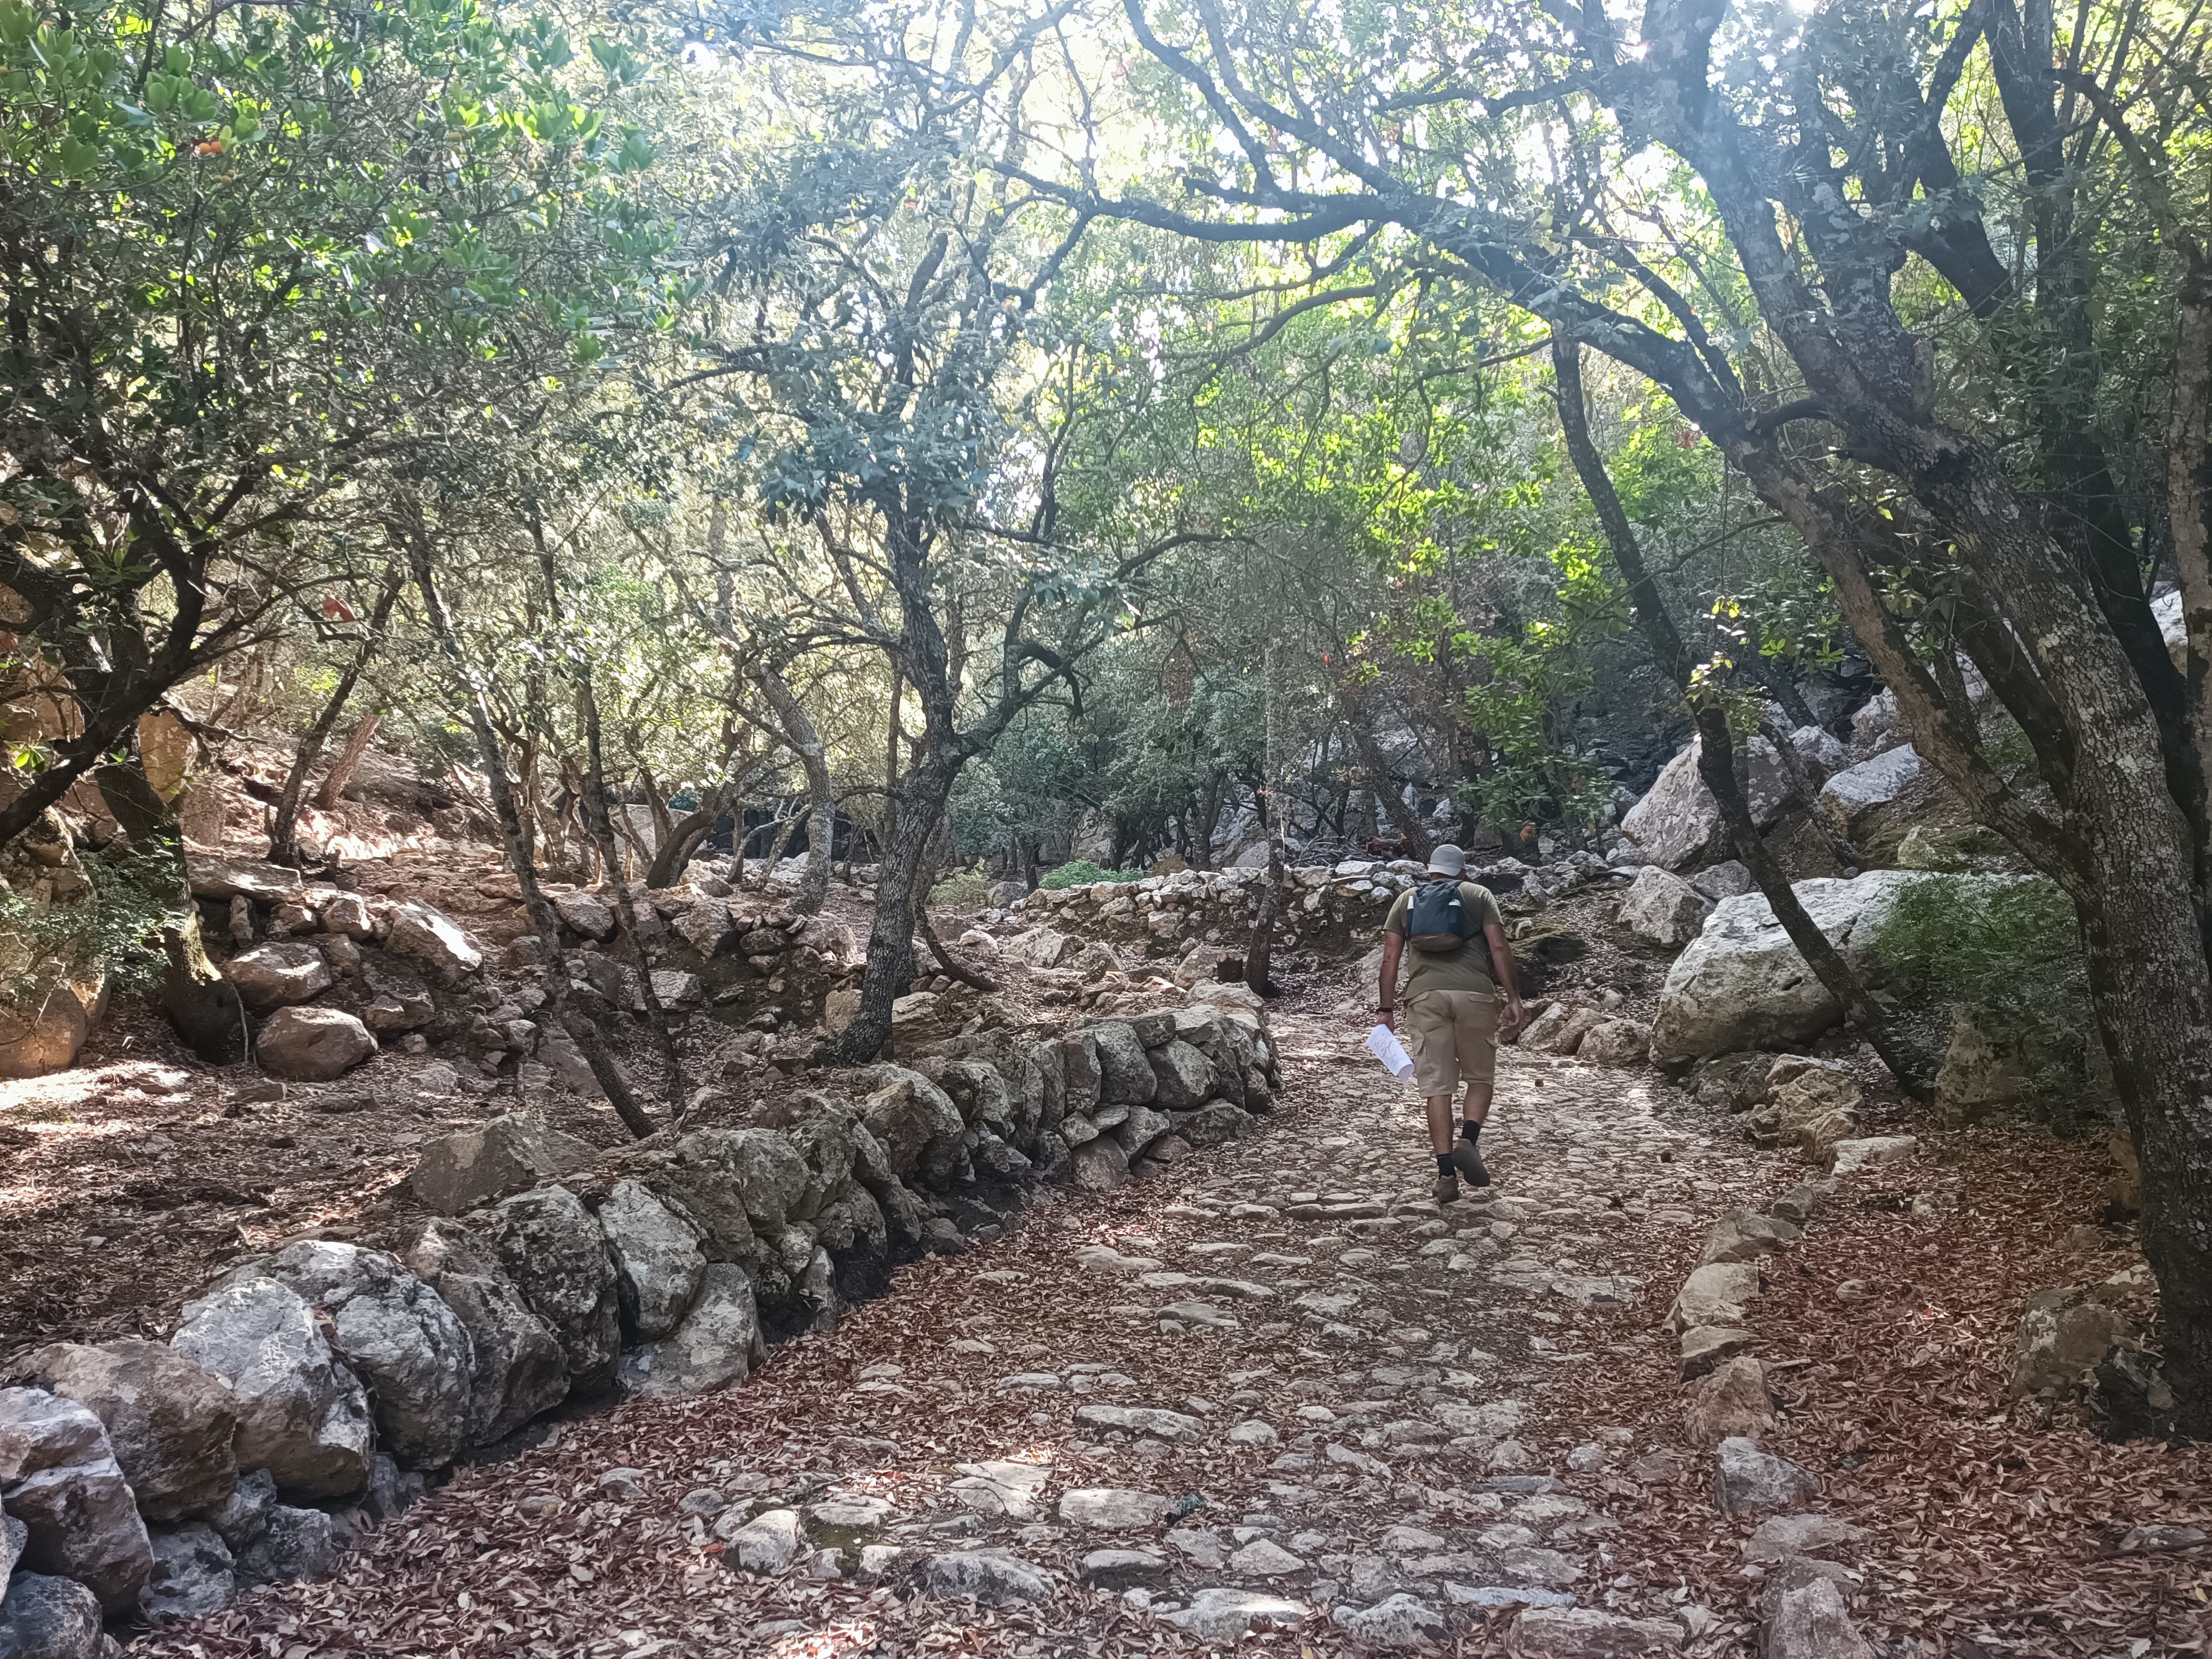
xmin=1620 ymin=737 xmax=1791 ymax=869
xmin=481 ymin=1186 xmax=621 ymax=1393
xmin=1147 ymin=1039 xmax=1214 ymax=1109
xmin=597 ymin=1179 xmax=705 ymax=1341
xmin=1829 ymin=1135 xmax=1917 ymax=1177
xmin=675 ymin=898 xmax=733 ymax=957
xmin=722 ymin=1507 xmax=806 ymax=1573
xmin=1114 ymin=1103 xmax=1172 ymax=1158
xmin=1171 ymin=1101 xmax=1253 ymax=1147
xmin=551 ymin=890 xmax=616 ymax=941
xmin=618 ymin=1265 xmax=764 ymax=1400
xmin=0 ymin=971 xmax=96 ymax=1079
xmin=0 ymin=1573 xmax=103 ymax=1659
xmin=1578 ymin=1018 xmax=1650 ymax=1067
xmin=1683 ymin=1356 xmax=1776 ymax=1446
xmin=1164 ymin=1588 xmax=1309 ymax=1640
xmin=1667 ymin=1263 xmax=1760 ymax=1334
xmin=141 ymin=1523 xmax=235 ymax=1622
xmin=1689 ymin=860 xmax=1757 ymax=902
xmin=221 ymin=943 xmax=333 ymax=1009
xmin=242 ymin=1240 xmax=476 ymax=1470
xmin=1713 ymin=1437 xmax=1818 ymax=1515
xmin=17 ymin=1340 xmax=238 ymax=1522
xmin=1333 ymin=1593 xmax=1447 ymax=1647
xmin=233 ymin=1503 xmax=336 ymax=1584
xmin=1004 ymin=928 xmax=1082 ymax=969
xmin=2007 ymin=1285 xmax=2144 ymax=1405
xmin=1689 ymin=1051 xmax=1775 ymax=1113
xmin=185 ymin=855 xmax=303 ymax=904
xmin=1070 ymin=1136 xmax=1130 ymax=1191
xmin=1618 ymin=865 xmax=1712 ymax=950
xmin=1079 ymin=1548 xmax=1171 ymax=1588
xmin=858 ymin=1068 xmax=966 ymax=1183
xmin=407 ymin=1111 xmax=597 ymax=1215
xmin=169 ymin=1279 xmax=373 ymax=1496
xmin=1679 ymin=1327 xmax=1754 ymax=1380
xmin=385 ymin=899 xmax=483 ymax=979
xmin=920 ymin=1550 xmax=1054 ymax=1604
xmin=1091 ymin=1020 xmax=1156 ymax=1104
xmin=1697 ymin=1210 xmax=1801 ymax=1267
xmin=1060 ymin=1032 xmax=1102 ymax=1114
xmin=1743 ymin=1513 xmax=1870 ymax=1563
xmin=1505 ymin=1606 xmax=1683 ymax=1657
xmin=1651 ymin=872 xmax=1932 ymax=1062
xmin=1057 ymin=1486 xmax=1168 ymax=1528
xmin=401 ymin=1219 xmax=568 ymax=1444
xmin=0 ymin=1388 xmax=155 ymax=1613
xmin=1762 ymin=1573 xmax=1871 ymax=1659
xmin=255 ymin=1005 xmax=376 ymax=1081
xmin=1818 ymin=747 xmax=1967 ymax=867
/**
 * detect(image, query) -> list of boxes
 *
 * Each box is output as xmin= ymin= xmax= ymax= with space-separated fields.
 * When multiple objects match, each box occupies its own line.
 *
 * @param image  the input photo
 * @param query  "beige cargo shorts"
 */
xmin=1401 ymin=988 xmax=1499 ymax=1096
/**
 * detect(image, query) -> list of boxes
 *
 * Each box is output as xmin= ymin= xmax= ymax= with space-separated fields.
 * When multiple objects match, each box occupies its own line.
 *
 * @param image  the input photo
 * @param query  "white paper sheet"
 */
xmin=1365 ymin=1023 xmax=1415 ymax=1080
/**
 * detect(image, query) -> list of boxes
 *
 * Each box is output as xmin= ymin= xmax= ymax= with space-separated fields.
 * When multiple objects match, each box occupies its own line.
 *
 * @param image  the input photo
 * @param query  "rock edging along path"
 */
xmin=144 ymin=999 xmax=1790 ymax=1657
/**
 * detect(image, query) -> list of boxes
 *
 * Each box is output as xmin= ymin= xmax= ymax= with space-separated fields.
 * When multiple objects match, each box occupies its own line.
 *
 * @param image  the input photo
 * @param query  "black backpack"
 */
xmin=1406 ymin=879 xmax=1476 ymax=953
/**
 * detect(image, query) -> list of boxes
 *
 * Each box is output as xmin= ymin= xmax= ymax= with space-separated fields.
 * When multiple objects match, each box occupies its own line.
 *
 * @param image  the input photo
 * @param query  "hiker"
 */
xmin=1376 ymin=843 xmax=1526 ymax=1203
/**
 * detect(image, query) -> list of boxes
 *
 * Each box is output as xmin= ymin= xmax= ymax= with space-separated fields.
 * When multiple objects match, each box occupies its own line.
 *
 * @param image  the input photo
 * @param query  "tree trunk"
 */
xmin=401 ymin=506 xmax=655 ymax=1139
xmin=825 ymin=756 xmax=957 ymax=1063
xmin=1553 ymin=338 xmax=1927 ymax=1093
xmin=1245 ymin=641 xmax=1287 ymax=995
xmin=268 ymin=567 xmax=402 ymax=867
xmin=644 ymin=794 xmax=728 ymax=891
xmin=754 ymin=662 xmax=836 ymax=914
xmin=313 ymin=713 xmax=382 ymax=812
xmin=531 ymin=531 xmax=688 ymax=1123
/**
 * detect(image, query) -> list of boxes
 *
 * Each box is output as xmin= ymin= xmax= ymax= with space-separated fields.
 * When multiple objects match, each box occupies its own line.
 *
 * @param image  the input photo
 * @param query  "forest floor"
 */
xmin=129 ymin=979 xmax=2212 ymax=1657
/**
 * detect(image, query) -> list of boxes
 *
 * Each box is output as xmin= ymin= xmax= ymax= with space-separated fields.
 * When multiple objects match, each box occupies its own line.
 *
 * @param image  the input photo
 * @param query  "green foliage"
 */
xmin=926 ymin=870 xmax=992 ymax=911
xmin=1039 ymin=859 xmax=1143 ymax=890
xmin=0 ymin=841 xmax=179 ymax=996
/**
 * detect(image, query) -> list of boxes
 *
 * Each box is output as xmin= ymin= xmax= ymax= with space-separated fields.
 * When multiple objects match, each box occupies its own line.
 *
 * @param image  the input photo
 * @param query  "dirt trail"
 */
xmin=148 ymin=996 xmax=1792 ymax=1657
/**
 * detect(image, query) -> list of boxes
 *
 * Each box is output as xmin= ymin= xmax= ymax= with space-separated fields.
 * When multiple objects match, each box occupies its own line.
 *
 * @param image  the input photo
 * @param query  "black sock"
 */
xmin=1436 ymin=1153 xmax=1455 ymax=1176
xmin=1460 ymin=1121 xmax=1483 ymax=1143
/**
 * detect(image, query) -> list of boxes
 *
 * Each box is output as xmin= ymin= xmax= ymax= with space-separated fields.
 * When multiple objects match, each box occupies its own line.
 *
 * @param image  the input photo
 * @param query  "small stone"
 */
xmin=1713 ymin=1437 xmax=1819 ymax=1516
xmin=677 ymin=1489 xmax=726 ymax=1516
xmin=1566 ymin=1442 xmax=1608 ymax=1473
xmin=1228 ymin=1537 xmax=1306 ymax=1577
xmin=1762 ymin=1572 xmax=1872 ymax=1659
xmin=1506 ymin=1605 xmax=1684 ymax=1656
xmin=1743 ymin=1513 xmax=1870 ymax=1563
xmin=1228 ymin=1419 xmax=1279 ymax=1446
xmin=721 ymin=1507 xmax=806 ymax=1573
xmin=1333 ymin=1593 xmax=1447 ymax=1648
xmin=1678 ymin=1326 xmax=1754 ymax=1380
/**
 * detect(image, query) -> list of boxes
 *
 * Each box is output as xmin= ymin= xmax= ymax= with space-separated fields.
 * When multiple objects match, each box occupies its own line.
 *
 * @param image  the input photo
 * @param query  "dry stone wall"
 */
xmin=0 ymin=980 xmax=1279 ymax=1651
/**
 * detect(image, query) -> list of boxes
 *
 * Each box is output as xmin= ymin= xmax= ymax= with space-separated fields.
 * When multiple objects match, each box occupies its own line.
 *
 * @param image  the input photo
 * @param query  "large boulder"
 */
xmin=385 ymin=898 xmax=482 ymax=979
xmin=1070 ymin=1136 xmax=1130 ymax=1191
xmin=2006 ymin=1285 xmax=2148 ymax=1408
xmin=1817 ymin=747 xmax=1966 ymax=866
xmin=0 ymin=1389 xmax=154 ymax=1613
xmin=1620 ymin=736 xmax=1792 ymax=869
xmin=598 ymin=1178 xmax=706 ymax=1341
xmin=16 ymin=1340 xmax=238 ymax=1522
xmin=858 ymin=1069 xmax=966 ymax=1183
xmin=220 ymin=943 xmax=333 ymax=1010
xmin=1091 ymin=1021 xmax=1156 ymax=1105
xmin=1651 ymin=871 xmax=1931 ymax=1062
xmin=400 ymin=1219 xmax=568 ymax=1444
xmin=254 ymin=1005 xmax=376 ymax=1081
xmin=481 ymin=1186 xmax=621 ymax=1393
xmin=238 ymin=1241 xmax=476 ymax=1470
xmin=168 ymin=1279 xmax=373 ymax=1497
xmin=618 ymin=1265 xmax=765 ymax=1399
xmin=1004 ymin=928 xmax=1083 ymax=969
xmin=407 ymin=1111 xmax=598 ymax=1215
xmin=1617 ymin=865 xmax=1712 ymax=950
xmin=0 ymin=970 xmax=97 ymax=1079
xmin=0 ymin=1573 xmax=103 ymax=1659
xmin=1170 ymin=1102 xmax=1253 ymax=1148
xmin=185 ymin=855 xmax=302 ymax=903
xmin=234 ymin=1503 xmax=336 ymax=1585
xmin=675 ymin=898 xmax=733 ymax=957
xmin=679 ymin=1128 xmax=810 ymax=1232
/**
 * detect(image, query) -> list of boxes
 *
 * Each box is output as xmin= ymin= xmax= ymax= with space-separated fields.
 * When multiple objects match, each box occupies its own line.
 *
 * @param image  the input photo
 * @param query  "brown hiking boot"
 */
xmin=1433 ymin=1170 xmax=1460 ymax=1204
xmin=1451 ymin=1139 xmax=1491 ymax=1188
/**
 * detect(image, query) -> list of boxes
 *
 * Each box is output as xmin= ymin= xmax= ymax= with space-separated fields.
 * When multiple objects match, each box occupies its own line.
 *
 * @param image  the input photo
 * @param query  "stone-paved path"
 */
xmin=156 ymin=998 xmax=1787 ymax=1658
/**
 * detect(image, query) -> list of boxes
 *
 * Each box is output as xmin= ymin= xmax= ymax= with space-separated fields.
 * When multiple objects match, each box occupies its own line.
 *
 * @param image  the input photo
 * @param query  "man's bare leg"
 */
xmin=1423 ymin=1093 xmax=1457 ymax=1156
xmin=1453 ymin=1079 xmax=1494 ymax=1186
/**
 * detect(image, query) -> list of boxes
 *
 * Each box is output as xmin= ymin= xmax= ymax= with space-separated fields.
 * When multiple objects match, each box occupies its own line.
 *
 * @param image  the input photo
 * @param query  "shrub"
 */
xmin=926 ymin=870 xmax=992 ymax=911
xmin=1039 ymin=859 xmax=1144 ymax=890
xmin=0 ymin=839 xmax=179 ymax=998
xmin=1867 ymin=873 xmax=2109 ymax=1128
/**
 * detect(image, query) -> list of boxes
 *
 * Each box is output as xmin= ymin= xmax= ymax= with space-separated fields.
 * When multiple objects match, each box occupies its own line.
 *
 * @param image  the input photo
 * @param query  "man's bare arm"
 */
xmin=1485 ymin=920 xmax=1526 ymax=1036
xmin=1378 ymin=931 xmax=1404 ymax=1030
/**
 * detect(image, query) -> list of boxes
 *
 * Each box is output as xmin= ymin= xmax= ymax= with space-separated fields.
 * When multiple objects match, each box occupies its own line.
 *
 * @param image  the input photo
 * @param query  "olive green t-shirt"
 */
xmin=1383 ymin=881 xmax=1505 ymax=999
